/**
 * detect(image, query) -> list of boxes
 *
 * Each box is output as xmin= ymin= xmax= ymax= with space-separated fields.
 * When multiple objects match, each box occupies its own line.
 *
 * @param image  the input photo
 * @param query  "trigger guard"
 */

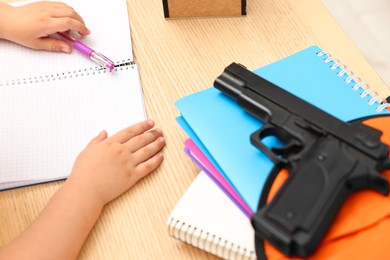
xmin=250 ymin=126 xmax=289 ymax=166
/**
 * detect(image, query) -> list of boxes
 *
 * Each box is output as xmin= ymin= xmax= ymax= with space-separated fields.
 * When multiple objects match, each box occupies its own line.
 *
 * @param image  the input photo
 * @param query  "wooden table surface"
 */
xmin=1 ymin=0 xmax=388 ymax=259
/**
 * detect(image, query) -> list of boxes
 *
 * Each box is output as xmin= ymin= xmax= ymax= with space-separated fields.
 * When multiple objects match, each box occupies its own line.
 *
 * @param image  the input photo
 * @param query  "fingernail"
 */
xmin=81 ymin=28 xmax=91 ymax=35
xmin=61 ymin=46 xmax=71 ymax=53
xmin=147 ymin=119 xmax=155 ymax=126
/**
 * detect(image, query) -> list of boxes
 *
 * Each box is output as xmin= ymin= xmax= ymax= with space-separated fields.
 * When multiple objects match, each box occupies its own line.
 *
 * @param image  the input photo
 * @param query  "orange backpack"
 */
xmin=256 ymin=115 xmax=390 ymax=260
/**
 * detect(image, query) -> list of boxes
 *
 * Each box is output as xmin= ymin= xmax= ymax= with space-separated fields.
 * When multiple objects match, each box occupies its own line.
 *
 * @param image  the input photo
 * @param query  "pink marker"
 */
xmin=57 ymin=32 xmax=115 ymax=71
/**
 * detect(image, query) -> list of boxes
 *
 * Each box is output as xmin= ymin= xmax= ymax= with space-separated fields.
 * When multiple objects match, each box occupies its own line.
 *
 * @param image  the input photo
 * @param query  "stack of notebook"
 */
xmin=167 ymin=46 xmax=390 ymax=259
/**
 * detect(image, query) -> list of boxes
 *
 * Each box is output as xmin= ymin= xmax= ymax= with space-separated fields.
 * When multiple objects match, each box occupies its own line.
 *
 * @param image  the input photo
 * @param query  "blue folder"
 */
xmin=175 ymin=46 xmax=389 ymax=212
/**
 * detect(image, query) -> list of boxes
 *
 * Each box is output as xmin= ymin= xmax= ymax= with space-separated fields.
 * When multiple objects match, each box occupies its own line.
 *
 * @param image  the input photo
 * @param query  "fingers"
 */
xmin=134 ymin=152 xmax=164 ymax=180
xmin=131 ymin=136 xmax=166 ymax=180
xmin=132 ymin=135 xmax=166 ymax=166
xmin=126 ymin=128 xmax=164 ymax=152
xmin=110 ymin=120 xmax=156 ymax=144
xmin=31 ymin=1 xmax=90 ymax=36
xmin=34 ymin=37 xmax=72 ymax=52
xmin=50 ymin=5 xmax=86 ymax=25
xmin=45 ymin=17 xmax=90 ymax=36
xmin=87 ymin=130 xmax=108 ymax=147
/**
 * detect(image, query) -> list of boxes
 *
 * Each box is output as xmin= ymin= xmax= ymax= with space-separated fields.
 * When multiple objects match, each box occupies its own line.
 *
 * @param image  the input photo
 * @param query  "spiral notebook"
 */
xmin=0 ymin=0 xmax=145 ymax=190
xmin=183 ymin=139 xmax=253 ymax=217
xmin=170 ymin=46 xmax=390 ymax=259
xmin=167 ymin=171 xmax=256 ymax=260
xmin=175 ymin=45 xmax=390 ymax=212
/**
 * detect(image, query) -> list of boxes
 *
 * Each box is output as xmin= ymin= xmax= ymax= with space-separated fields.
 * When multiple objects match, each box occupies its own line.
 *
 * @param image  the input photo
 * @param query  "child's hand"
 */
xmin=0 ymin=1 xmax=90 ymax=52
xmin=67 ymin=120 xmax=166 ymax=207
xmin=0 ymin=120 xmax=165 ymax=259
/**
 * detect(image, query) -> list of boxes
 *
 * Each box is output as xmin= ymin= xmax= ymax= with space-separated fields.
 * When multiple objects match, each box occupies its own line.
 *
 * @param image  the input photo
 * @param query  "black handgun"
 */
xmin=214 ymin=63 xmax=390 ymax=257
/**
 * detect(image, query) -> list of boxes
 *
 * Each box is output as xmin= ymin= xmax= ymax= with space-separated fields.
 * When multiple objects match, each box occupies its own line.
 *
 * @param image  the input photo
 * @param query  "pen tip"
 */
xmin=107 ymin=63 xmax=115 ymax=71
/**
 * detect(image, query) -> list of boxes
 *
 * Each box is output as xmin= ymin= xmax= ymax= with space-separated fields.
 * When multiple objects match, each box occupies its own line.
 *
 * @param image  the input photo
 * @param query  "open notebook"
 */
xmin=0 ymin=0 xmax=145 ymax=190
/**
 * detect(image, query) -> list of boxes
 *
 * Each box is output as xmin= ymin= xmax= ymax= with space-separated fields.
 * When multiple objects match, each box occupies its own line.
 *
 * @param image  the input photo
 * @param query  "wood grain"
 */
xmin=0 ymin=0 xmax=388 ymax=259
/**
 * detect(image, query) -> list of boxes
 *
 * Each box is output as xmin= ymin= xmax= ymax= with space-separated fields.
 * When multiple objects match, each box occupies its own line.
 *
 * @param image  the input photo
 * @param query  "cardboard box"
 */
xmin=163 ymin=0 xmax=246 ymax=18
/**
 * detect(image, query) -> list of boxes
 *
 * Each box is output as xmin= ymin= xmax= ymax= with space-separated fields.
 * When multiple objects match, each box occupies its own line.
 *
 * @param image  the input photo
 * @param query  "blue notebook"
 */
xmin=175 ymin=46 xmax=390 ymax=212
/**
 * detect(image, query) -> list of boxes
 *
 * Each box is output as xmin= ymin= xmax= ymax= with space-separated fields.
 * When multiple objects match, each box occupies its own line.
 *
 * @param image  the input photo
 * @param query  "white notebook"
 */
xmin=167 ymin=171 xmax=256 ymax=260
xmin=0 ymin=0 xmax=145 ymax=190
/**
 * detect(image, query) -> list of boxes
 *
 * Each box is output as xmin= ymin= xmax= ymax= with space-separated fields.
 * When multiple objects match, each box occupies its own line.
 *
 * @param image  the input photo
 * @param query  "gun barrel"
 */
xmin=214 ymin=63 xmax=388 ymax=160
xmin=214 ymin=68 xmax=246 ymax=100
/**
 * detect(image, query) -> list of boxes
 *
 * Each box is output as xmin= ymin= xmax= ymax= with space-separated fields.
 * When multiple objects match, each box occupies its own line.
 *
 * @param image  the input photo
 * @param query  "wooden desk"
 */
xmin=0 ymin=0 xmax=388 ymax=259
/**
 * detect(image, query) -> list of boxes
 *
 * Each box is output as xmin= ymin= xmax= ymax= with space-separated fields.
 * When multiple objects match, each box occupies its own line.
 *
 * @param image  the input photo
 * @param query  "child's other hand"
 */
xmin=0 ymin=1 xmax=90 ymax=52
xmin=67 ymin=120 xmax=166 ymax=207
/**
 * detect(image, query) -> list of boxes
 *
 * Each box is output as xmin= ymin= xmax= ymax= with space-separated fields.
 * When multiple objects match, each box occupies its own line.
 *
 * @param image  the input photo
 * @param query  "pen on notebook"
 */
xmin=57 ymin=32 xmax=115 ymax=72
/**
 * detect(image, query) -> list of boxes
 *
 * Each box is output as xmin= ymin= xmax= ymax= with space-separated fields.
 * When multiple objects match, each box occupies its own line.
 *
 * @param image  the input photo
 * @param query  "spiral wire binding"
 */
xmin=316 ymin=51 xmax=390 ymax=112
xmin=167 ymin=217 xmax=256 ymax=260
xmin=0 ymin=60 xmax=135 ymax=87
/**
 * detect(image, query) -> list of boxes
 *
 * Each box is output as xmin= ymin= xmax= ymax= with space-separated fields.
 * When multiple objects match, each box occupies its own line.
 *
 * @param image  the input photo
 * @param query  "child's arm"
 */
xmin=0 ymin=1 xmax=90 ymax=52
xmin=0 ymin=120 xmax=166 ymax=260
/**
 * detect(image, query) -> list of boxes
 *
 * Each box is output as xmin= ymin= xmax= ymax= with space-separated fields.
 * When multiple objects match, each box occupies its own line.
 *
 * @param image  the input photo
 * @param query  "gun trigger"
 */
xmin=272 ymin=140 xmax=302 ymax=157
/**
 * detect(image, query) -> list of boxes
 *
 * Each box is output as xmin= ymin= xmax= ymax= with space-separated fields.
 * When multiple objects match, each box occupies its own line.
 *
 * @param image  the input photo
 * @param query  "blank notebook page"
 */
xmin=0 ymin=0 xmax=145 ymax=189
xmin=0 ymin=66 xmax=145 ymax=189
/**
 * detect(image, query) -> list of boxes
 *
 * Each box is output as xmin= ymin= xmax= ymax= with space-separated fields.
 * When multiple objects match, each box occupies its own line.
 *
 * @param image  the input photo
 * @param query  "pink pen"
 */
xmin=57 ymin=32 xmax=115 ymax=71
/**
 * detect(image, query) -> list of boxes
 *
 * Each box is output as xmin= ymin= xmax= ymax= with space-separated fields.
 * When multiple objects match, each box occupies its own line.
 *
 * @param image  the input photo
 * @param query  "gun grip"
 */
xmin=251 ymin=137 xmax=364 ymax=257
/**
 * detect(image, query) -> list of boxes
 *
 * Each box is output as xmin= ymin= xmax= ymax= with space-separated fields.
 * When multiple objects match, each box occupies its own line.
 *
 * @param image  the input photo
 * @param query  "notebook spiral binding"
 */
xmin=167 ymin=217 xmax=256 ymax=260
xmin=316 ymin=51 xmax=390 ymax=112
xmin=0 ymin=60 xmax=135 ymax=87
